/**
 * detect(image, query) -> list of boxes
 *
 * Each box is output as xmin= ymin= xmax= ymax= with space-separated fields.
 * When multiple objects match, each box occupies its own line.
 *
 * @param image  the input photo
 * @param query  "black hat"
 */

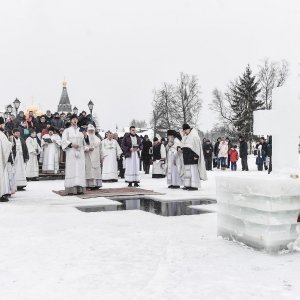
xmin=70 ymin=114 xmax=78 ymax=120
xmin=153 ymin=137 xmax=158 ymax=142
xmin=182 ymin=123 xmax=190 ymax=130
xmin=0 ymin=117 xmax=4 ymax=125
xmin=175 ymin=131 xmax=182 ymax=141
xmin=167 ymin=130 xmax=176 ymax=136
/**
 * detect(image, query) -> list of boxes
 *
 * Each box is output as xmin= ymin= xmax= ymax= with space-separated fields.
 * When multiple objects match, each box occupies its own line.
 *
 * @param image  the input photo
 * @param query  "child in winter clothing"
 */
xmin=228 ymin=145 xmax=239 ymax=171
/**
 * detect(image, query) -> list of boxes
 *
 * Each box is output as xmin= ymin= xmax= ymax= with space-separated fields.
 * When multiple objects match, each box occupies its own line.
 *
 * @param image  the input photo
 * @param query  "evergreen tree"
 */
xmin=230 ymin=65 xmax=263 ymax=142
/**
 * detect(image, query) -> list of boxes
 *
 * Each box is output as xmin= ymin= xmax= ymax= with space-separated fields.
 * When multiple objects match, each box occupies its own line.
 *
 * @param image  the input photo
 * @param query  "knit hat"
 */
xmin=182 ymin=123 xmax=190 ymax=130
xmin=167 ymin=130 xmax=176 ymax=136
xmin=0 ymin=117 xmax=4 ymax=125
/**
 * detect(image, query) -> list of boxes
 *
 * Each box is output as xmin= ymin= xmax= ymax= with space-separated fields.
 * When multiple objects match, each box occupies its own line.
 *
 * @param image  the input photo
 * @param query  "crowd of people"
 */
xmin=202 ymin=136 xmax=272 ymax=173
xmin=0 ymin=111 xmax=209 ymax=202
xmin=0 ymin=109 xmax=273 ymax=202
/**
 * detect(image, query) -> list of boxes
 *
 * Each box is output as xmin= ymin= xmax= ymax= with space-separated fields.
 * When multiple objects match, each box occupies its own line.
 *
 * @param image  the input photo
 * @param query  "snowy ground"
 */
xmin=0 ymin=156 xmax=299 ymax=300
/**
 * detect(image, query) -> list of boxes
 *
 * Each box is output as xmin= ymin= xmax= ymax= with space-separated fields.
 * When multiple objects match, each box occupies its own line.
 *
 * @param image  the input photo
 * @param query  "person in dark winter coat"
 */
xmin=51 ymin=112 xmax=65 ymax=131
xmin=255 ymin=143 xmax=264 ymax=171
xmin=239 ymin=136 xmax=248 ymax=171
xmin=214 ymin=137 xmax=221 ymax=169
xmin=11 ymin=128 xmax=29 ymax=190
xmin=141 ymin=135 xmax=152 ymax=174
xmin=226 ymin=137 xmax=232 ymax=168
xmin=44 ymin=110 xmax=53 ymax=123
xmin=4 ymin=115 xmax=19 ymax=135
xmin=35 ymin=115 xmax=48 ymax=134
xmin=259 ymin=137 xmax=268 ymax=171
xmin=121 ymin=127 xmax=143 ymax=187
xmin=267 ymin=136 xmax=272 ymax=174
xmin=203 ymin=139 xmax=213 ymax=171
xmin=78 ymin=111 xmax=89 ymax=127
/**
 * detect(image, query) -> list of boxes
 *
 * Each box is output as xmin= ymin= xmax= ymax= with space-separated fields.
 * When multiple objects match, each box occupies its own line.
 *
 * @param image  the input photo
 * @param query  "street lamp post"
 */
xmin=88 ymin=100 xmax=94 ymax=121
xmin=6 ymin=104 xmax=13 ymax=115
xmin=13 ymin=98 xmax=21 ymax=116
xmin=73 ymin=106 xmax=78 ymax=115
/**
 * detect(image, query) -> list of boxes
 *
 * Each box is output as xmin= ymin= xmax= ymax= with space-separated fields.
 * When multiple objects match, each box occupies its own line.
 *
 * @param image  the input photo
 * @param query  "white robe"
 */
xmin=101 ymin=139 xmax=122 ymax=181
xmin=62 ymin=126 xmax=86 ymax=192
xmin=42 ymin=134 xmax=61 ymax=173
xmin=0 ymin=131 xmax=12 ymax=197
xmin=14 ymin=138 xmax=27 ymax=188
xmin=152 ymin=143 xmax=167 ymax=176
xmin=181 ymin=128 xmax=207 ymax=188
xmin=125 ymin=135 xmax=141 ymax=183
xmin=85 ymin=134 xmax=102 ymax=187
xmin=26 ymin=137 xmax=41 ymax=178
xmin=166 ymin=138 xmax=183 ymax=186
xmin=4 ymin=162 xmax=16 ymax=195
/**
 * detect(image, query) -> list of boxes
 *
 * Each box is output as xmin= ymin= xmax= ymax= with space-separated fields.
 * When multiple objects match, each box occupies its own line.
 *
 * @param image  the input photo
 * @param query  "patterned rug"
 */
xmin=53 ymin=187 xmax=164 ymax=199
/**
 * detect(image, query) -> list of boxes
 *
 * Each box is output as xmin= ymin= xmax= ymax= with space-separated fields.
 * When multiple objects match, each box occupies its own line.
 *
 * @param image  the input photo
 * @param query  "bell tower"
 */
xmin=57 ymin=80 xmax=72 ymax=112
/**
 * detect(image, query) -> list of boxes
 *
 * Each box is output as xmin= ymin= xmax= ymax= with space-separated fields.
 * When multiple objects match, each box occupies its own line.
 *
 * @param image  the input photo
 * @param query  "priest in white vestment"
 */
xmin=4 ymin=155 xmax=16 ymax=197
xmin=26 ymin=129 xmax=42 ymax=180
xmin=101 ymin=131 xmax=122 ymax=182
xmin=0 ymin=117 xmax=13 ymax=202
xmin=84 ymin=124 xmax=102 ymax=189
xmin=152 ymin=137 xmax=167 ymax=178
xmin=11 ymin=128 xmax=29 ymax=190
xmin=42 ymin=127 xmax=62 ymax=174
xmin=61 ymin=114 xmax=86 ymax=194
xmin=180 ymin=124 xmax=207 ymax=190
xmin=121 ymin=126 xmax=143 ymax=187
xmin=166 ymin=130 xmax=183 ymax=189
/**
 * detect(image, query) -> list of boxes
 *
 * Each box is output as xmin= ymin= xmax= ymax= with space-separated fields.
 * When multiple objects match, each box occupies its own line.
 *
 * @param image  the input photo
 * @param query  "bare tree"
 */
xmin=155 ymin=83 xmax=177 ymax=129
xmin=257 ymin=59 xmax=289 ymax=109
xmin=210 ymin=88 xmax=233 ymax=124
xmin=174 ymin=73 xmax=202 ymax=127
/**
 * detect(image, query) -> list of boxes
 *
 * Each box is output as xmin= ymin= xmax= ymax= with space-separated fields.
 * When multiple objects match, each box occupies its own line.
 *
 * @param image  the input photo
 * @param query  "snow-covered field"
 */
xmin=0 ymin=157 xmax=299 ymax=300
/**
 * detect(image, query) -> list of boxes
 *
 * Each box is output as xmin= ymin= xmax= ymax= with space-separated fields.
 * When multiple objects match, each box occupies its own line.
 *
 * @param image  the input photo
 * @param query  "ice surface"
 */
xmin=219 ymin=82 xmax=300 ymax=252
xmin=2 ymin=165 xmax=300 ymax=299
xmin=216 ymin=174 xmax=300 ymax=252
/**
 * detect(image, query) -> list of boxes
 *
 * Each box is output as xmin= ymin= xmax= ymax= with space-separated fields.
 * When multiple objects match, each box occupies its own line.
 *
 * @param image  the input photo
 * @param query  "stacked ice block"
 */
xmin=216 ymin=174 xmax=300 ymax=252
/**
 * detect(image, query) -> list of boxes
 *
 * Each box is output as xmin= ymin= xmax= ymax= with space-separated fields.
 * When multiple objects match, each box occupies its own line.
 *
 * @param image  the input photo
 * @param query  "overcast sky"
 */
xmin=0 ymin=0 xmax=300 ymax=131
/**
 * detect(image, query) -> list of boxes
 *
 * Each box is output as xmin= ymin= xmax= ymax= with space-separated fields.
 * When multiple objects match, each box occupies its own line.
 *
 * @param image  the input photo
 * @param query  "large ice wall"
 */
xmin=216 ymin=173 xmax=300 ymax=252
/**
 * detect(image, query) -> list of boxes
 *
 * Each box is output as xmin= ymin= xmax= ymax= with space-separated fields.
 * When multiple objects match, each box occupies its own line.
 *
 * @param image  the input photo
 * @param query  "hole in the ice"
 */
xmin=76 ymin=198 xmax=217 ymax=217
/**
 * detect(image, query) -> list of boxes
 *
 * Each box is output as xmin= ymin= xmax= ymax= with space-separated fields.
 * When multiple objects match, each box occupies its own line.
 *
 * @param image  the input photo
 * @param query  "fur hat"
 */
xmin=182 ymin=123 xmax=191 ymax=130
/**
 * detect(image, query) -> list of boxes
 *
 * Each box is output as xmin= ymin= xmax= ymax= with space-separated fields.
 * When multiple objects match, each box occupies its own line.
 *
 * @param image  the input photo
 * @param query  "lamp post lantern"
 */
xmin=88 ymin=100 xmax=94 ymax=120
xmin=6 ymin=104 xmax=13 ymax=115
xmin=73 ymin=106 xmax=78 ymax=115
xmin=13 ymin=98 xmax=21 ymax=115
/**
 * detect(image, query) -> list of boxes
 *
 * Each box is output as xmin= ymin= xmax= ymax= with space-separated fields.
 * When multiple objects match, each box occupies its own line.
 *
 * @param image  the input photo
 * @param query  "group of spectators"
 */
xmin=4 ymin=110 xmax=96 ymax=140
xmin=201 ymin=136 xmax=272 ymax=173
